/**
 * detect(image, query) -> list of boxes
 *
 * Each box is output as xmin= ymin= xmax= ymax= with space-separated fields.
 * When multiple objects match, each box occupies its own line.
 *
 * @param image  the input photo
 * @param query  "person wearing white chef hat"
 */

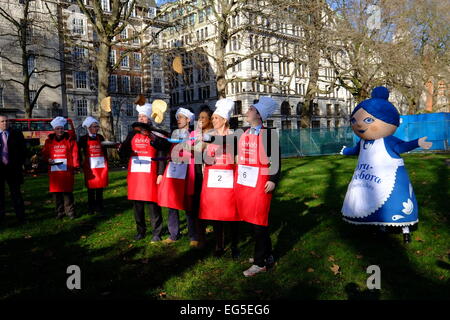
xmin=118 ymin=99 xmax=171 ymax=242
xmin=235 ymin=96 xmax=281 ymax=277
xmin=42 ymin=116 xmax=80 ymax=219
xmin=199 ymin=98 xmax=241 ymax=258
xmin=78 ymin=116 xmax=109 ymax=216
xmin=157 ymin=107 xmax=198 ymax=244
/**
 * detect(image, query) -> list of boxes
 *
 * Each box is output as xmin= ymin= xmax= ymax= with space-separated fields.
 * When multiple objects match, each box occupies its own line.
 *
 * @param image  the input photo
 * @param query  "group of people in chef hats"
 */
xmin=41 ymin=96 xmax=280 ymax=277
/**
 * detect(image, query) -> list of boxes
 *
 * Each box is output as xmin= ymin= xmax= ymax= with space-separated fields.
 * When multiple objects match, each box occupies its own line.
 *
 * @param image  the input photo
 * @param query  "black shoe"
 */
xmin=403 ymin=233 xmax=411 ymax=244
xmin=265 ymin=255 xmax=275 ymax=268
xmin=134 ymin=233 xmax=146 ymax=241
xmin=231 ymin=248 xmax=241 ymax=260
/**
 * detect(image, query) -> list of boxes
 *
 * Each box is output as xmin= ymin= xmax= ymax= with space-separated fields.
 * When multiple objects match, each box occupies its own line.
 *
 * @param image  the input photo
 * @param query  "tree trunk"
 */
xmin=97 ymin=42 xmax=114 ymax=141
xmin=215 ymin=20 xmax=228 ymax=99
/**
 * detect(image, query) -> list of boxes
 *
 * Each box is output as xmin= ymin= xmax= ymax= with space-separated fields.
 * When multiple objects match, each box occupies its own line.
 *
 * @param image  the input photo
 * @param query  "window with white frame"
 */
xmin=129 ymin=2 xmax=136 ymax=17
xmin=133 ymin=52 xmax=141 ymax=69
xmin=120 ymin=28 xmax=128 ymax=40
xmin=148 ymin=6 xmax=156 ymax=18
xmin=76 ymin=99 xmax=88 ymax=116
xmin=75 ymin=71 xmax=87 ymax=89
xmin=122 ymin=76 xmax=130 ymax=93
xmin=101 ymin=0 xmax=110 ymax=12
xmin=72 ymin=17 xmax=85 ymax=35
xmin=109 ymin=50 xmax=116 ymax=65
xmin=121 ymin=55 xmax=129 ymax=68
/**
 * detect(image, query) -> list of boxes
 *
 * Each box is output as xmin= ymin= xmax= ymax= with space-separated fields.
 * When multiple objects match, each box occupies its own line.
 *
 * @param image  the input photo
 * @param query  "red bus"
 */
xmin=8 ymin=118 xmax=76 ymax=146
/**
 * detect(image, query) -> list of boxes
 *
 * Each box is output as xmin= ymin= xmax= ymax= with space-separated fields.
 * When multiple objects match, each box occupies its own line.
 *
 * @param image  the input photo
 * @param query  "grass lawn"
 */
xmin=0 ymin=153 xmax=449 ymax=300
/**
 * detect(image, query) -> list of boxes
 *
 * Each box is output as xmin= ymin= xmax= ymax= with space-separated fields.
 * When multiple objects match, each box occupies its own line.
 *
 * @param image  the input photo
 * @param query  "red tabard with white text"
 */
xmin=127 ymin=133 xmax=158 ymax=202
xmin=234 ymin=129 xmax=272 ymax=226
xmin=83 ymin=136 xmax=108 ymax=189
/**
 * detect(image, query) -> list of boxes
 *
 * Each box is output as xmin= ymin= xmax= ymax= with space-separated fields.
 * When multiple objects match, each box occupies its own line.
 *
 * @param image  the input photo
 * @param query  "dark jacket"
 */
xmin=78 ymin=134 xmax=108 ymax=165
xmin=119 ymin=130 xmax=169 ymax=176
xmin=0 ymin=128 xmax=27 ymax=182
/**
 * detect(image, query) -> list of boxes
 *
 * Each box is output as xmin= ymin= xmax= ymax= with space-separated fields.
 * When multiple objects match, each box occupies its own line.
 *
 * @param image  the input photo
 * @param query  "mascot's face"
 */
xmin=350 ymin=108 xmax=397 ymax=140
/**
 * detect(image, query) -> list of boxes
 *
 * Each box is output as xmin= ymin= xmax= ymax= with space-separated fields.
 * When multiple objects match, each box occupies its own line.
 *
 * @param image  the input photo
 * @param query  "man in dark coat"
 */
xmin=0 ymin=115 xmax=26 ymax=225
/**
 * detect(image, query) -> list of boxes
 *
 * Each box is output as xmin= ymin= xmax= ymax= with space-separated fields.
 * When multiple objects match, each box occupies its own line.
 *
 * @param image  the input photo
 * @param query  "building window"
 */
xmin=73 ymin=46 xmax=86 ymax=61
xmin=126 ymin=102 xmax=133 ymax=117
xmin=29 ymin=90 xmax=38 ymax=108
xmin=133 ymin=53 xmax=141 ymax=69
xmin=75 ymin=71 xmax=87 ymax=89
xmin=27 ymin=54 xmax=36 ymax=76
xmin=101 ymin=0 xmax=110 ymax=12
xmin=122 ymin=76 xmax=130 ymax=93
xmin=109 ymin=75 xmax=117 ymax=93
xmin=153 ymin=78 xmax=162 ymax=93
xmin=76 ymin=99 xmax=88 ymax=117
xmin=133 ymin=76 xmax=142 ymax=93
xmin=281 ymin=120 xmax=291 ymax=130
xmin=120 ymin=28 xmax=128 ymax=40
xmin=148 ymin=7 xmax=156 ymax=18
xmin=121 ymin=55 xmax=129 ymax=68
xmin=132 ymin=31 xmax=140 ymax=44
xmin=281 ymin=101 xmax=290 ymax=116
xmin=152 ymin=54 xmax=161 ymax=67
xmin=72 ymin=17 xmax=84 ymax=35
xmin=109 ymin=50 xmax=116 ymax=66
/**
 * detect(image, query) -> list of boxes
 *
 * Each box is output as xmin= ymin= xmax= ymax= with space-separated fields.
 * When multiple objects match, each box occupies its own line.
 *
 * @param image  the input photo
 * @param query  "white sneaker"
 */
xmin=243 ymin=264 xmax=267 ymax=277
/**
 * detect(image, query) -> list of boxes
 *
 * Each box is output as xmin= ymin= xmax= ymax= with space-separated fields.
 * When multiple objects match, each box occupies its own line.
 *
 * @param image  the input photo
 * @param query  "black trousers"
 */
xmin=0 ymin=169 xmax=25 ymax=222
xmin=213 ymin=221 xmax=239 ymax=251
xmin=87 ymin=188 xmax=103 ymax=214
xmin=53 ymin=192 xmax=75 ymax=218
xmin=133 ymin=200 xmax=163 ymax=240
xmin=253 ymin=224 xmax=272 ymax=267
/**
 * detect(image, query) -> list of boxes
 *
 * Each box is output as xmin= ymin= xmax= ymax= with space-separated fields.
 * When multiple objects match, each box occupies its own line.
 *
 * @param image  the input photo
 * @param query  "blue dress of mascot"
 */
xmin=340 ymin=87 xmax=432 ymax=243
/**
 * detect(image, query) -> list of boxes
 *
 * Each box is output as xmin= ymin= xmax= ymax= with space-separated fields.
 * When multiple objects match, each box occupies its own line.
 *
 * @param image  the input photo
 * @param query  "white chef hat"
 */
xmin=176 ymin=107 xmax=194 ymax=123
xmin=82 ymin=116 xmax=99 ymax=128
xmin=213 ymin=98 xmax=234 ymax=121
xmin=136 ymin=102 xmax=152 ymax=118
xmin=252 ymin=96 xmax=278 ymax=121
xmin=50 ymin=116 xmax=67 ymax=129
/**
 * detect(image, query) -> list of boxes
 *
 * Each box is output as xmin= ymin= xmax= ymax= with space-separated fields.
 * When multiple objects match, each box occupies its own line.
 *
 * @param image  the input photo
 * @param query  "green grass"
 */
xmin=0 ymin=153 xmax=449 ymax=300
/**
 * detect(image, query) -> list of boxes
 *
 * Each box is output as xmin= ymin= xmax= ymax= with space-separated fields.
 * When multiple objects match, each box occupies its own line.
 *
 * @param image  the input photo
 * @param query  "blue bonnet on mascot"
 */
xmin=340 ymin=86 xmax=432 ymax=243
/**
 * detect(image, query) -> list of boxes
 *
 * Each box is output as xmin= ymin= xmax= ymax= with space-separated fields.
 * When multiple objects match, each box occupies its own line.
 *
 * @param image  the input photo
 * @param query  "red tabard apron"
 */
xmin=48 ymin=139 xmax=75 ymax=193
xmin=157 ymin=139 xmax=192 ymax=211
xmin=235 ymin=129 xmax=272 ymax=226
xmin=127 ymin=133 xmax=158 ymax=202
xmin=199 ymin=141 xmax=239 ymax=221
xmin=83 ymin=137 xmax=108 ymax=189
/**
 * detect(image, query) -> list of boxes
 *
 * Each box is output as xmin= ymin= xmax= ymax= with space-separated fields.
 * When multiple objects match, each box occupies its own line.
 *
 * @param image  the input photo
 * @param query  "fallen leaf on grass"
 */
xmin=159 ymin=292 xmax=167 ymax=298
xmin=307 ymin=268 xmax=315 ymax=273
xmin=330 ymin=264 xmax=341 ymax=275
xmin=328 ymin=256 xmax=335 ymax=262
xmin=356 ymin=255 xmax=363 ymax=259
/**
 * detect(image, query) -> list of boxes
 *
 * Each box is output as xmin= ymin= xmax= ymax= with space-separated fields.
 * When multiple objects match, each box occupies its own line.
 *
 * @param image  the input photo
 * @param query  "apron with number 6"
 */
xmin=158 ymin=143 xmax=190 ymax=211
xmin=83 ymin=137 xmax=108 ymax=189
xmin=235 ymin=129 xmax=272 ymax=226
xmin=199 ymin=142 xmax=239 ymax=221
xmin=48 ymin=139 xmax=74 ymax=192
xmin=127 ymin=133 xmax=158 ymax=202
